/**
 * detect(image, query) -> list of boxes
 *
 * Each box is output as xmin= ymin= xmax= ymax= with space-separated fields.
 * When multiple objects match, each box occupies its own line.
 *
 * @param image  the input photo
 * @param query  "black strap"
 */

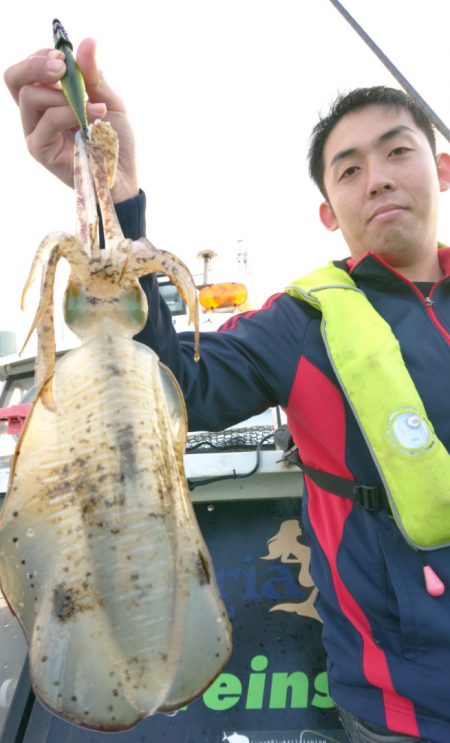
xmin=281 ymin=444 xmax=389 ymax=512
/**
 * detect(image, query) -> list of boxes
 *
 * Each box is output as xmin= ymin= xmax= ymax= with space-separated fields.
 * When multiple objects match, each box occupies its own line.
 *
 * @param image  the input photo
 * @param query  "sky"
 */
xmin=1 ymin=0 xmax=449 ymax=353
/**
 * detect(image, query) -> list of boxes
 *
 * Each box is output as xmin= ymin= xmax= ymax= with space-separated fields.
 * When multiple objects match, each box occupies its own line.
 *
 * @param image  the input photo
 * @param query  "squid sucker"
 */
xmin=0 ymin=120 xmax=232 ymax=731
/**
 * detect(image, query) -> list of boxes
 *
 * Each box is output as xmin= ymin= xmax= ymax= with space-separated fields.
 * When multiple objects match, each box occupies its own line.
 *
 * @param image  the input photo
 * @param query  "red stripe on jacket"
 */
xmin=218 ymin=293 xmax=284 ymax=332
xmin=287 ymin=356 xmax=419 ymax=736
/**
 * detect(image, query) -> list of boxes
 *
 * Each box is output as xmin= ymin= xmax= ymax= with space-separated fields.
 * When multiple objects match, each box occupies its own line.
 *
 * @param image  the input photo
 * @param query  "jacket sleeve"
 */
xmin=116 ymin=191 xmax=308 ymax=431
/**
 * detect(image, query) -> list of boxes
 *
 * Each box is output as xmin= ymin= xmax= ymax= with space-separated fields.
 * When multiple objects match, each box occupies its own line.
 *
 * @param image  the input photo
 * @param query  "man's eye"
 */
xmin=390 ymin=146 xmax=411 ymax=156
xmin=339 ymin=165 xmax=359 ymax=180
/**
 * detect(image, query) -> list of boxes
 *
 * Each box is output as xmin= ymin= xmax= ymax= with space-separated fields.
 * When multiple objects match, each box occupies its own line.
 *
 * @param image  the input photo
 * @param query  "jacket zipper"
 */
xmin=414 ymin=283 xmax=450 ymax=343
xmin=349 ymin=252 xmax=450 ymax=343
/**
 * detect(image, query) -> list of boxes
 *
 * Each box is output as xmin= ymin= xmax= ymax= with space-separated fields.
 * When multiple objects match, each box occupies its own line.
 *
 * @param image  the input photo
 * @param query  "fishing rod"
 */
xmin=328 ymin=0 xmax=450 ymax=144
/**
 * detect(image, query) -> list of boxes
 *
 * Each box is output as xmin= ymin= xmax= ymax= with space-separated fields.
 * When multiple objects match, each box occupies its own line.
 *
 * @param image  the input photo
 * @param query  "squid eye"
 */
xmin=120 ymin=286 xmax=147 ymax=330
xmin=64 ymin=282 xmax=90 ymax=329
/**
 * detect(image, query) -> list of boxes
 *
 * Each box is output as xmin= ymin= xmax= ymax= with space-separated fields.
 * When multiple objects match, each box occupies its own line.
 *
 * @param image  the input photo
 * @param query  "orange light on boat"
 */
xmin=198 ymin=282 xmax=248 ymax=311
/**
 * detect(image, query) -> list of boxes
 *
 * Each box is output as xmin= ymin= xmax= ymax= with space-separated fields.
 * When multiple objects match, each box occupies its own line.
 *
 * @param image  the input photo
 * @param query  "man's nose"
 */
xmin=366 ymin=160 xmax=395 ymax=197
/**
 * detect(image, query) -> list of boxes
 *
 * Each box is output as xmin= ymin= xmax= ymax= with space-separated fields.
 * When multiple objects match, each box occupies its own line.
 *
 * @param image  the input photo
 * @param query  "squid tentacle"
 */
xmin=115 ymin=239 xmax=200 ymax=359
xmin=21 ymin=234 xmax=93 ymax=408
xmin=89 ymin=120 xmax=118 ymax=189
xmin=74 ymin=132 xmax=98 ymax=255
xmin=21 ymin=232 xmax=76 ymax=311
xmin=87 ymin=124 xmax=123 ymax=253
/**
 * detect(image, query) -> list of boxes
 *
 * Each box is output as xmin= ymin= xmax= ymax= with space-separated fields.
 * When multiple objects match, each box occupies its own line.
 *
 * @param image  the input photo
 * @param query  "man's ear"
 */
xmin=436 ymin=153 xmax=450 ymax=192
xmin=319 ymin=201 xmax=339 ymax=231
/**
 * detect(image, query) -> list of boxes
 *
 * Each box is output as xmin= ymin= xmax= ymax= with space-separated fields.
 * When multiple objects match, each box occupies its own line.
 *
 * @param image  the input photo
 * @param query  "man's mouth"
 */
xmin=369 ymin=204 xmax=406 ymax=222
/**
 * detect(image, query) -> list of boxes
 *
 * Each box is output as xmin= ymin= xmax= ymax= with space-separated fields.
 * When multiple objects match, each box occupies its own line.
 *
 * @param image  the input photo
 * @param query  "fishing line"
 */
xmin=328 ymin=0 xmax=450 ymax=143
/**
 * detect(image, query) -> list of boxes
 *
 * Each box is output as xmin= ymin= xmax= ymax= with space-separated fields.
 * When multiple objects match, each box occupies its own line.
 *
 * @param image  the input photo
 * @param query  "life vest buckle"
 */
xmin=352 ymin=484 xmax=386 ymax=511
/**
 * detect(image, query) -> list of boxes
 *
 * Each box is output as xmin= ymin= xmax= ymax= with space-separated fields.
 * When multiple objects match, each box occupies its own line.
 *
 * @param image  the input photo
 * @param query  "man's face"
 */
xmin=319 ymin=104 xmax=449 ymax=263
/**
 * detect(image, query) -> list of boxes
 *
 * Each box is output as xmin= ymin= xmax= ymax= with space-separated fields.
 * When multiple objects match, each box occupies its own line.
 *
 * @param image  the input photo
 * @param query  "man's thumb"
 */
xmin=76 ymin=38 xmax=125 ymax=112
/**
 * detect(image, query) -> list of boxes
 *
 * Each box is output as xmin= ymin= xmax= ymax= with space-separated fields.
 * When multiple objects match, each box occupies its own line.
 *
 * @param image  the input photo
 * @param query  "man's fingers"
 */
xmin=4 ymin=49 xmax=65 ymax=104
xmin=19 ymin=85 xmax=66 ymax=138
xmin=4 ymin=38 xmax=131 ymax=191
xmin=18 ymin=84 xmax=107 ymax=139
xmin=26 ymin=99 xmax=106 ymax=182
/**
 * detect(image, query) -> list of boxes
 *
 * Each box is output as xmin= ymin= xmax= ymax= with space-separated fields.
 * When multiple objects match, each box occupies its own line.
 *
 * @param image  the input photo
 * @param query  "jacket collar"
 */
xmin=341 ymin=246 xmax=450 ymax=285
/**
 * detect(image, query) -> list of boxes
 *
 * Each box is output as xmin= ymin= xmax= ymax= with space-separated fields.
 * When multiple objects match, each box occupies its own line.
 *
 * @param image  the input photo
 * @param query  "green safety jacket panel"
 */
xmin=287 ymin=262 xmax=450 ymax=550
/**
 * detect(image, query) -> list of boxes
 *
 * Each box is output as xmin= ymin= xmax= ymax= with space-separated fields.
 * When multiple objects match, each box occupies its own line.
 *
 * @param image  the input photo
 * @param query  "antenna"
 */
xmin=196 ymin=250 xmax=217 ymax=286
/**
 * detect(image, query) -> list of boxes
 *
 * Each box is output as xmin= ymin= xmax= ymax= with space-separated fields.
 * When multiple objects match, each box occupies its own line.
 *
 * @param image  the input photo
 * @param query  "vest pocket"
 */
xmin=377 ymin=527 xmax=419 ymax=660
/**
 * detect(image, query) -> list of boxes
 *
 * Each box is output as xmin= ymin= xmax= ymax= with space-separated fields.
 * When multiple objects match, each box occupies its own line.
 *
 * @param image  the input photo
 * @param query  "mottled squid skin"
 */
xmin=0 ymin=123 xmax=232 ymax=730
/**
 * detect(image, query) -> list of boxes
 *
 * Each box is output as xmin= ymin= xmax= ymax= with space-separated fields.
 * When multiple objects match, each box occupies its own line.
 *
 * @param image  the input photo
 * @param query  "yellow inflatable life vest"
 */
xmin=287 ymin=263 xmax=450 ymax=551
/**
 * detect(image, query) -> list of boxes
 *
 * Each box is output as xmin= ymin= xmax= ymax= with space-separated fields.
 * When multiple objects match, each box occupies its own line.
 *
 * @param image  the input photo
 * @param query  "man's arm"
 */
xmin=113 ymin=193 xmax=292 ymax=431
xmin=136 ymin=278 xmax=292 ymax=432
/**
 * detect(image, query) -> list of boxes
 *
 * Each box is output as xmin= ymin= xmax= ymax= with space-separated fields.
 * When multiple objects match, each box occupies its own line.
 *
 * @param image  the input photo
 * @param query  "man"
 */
xmin=5 ymin=40 xmax=450 ymax=742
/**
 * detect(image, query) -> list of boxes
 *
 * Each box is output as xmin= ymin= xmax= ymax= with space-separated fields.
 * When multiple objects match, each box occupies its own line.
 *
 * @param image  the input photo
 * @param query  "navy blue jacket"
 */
xmin=120 ymin=191 xmax=450 ymax=741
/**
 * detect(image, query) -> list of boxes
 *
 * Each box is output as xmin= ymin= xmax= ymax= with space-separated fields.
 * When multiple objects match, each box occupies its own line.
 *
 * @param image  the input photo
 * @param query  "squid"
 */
xmin=0 ymin=117 xmax=232 ymax=730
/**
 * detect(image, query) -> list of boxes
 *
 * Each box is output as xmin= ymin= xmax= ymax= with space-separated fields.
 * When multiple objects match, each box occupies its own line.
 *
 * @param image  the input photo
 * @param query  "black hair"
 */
xmin=308 ymin=86 xmax=437 ymax=199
